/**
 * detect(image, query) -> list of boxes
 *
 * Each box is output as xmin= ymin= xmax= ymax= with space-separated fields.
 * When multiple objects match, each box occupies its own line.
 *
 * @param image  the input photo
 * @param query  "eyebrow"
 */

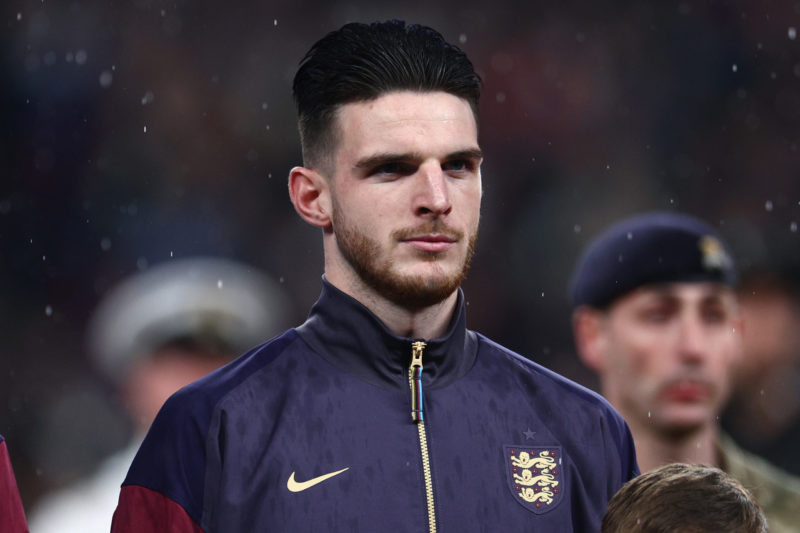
xmin=354 ymin=148 xmax=484 ymax=170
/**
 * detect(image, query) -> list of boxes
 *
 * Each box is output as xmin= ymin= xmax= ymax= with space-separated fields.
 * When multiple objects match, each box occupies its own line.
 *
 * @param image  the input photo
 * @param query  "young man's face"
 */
xmin=595 ymin=283 xmax=742 ymax=436
xmin=324 ymin=91 xmax=483 ymax=309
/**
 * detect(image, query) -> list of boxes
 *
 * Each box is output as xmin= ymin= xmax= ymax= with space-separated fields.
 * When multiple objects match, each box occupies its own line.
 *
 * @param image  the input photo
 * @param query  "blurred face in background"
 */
xmin=585 ymin=282 xmax=742 ymax=437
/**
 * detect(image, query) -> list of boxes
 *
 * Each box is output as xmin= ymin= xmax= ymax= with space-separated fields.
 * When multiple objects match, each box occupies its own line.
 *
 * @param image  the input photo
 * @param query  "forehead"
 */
xmin=332 ymin=91 xmax=479 ymax=157
xmin=612 ymin=282 xmax=737 ymax=308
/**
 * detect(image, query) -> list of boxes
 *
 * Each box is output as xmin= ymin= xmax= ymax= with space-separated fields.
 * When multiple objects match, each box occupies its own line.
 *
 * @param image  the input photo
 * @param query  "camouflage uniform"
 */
xmin=720 ymin=433 xmax=800 ymax=533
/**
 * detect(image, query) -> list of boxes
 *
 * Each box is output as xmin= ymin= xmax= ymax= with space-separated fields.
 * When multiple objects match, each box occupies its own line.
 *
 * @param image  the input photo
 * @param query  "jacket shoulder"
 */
xmin=120 ymin=329 xmax=301 ymax=525
xmin=475 ymin=333 xmax=621 ymax=416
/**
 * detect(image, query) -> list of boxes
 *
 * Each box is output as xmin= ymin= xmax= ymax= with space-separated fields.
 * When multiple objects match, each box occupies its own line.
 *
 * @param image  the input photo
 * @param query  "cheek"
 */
xmin=608 ymin=330 xmax=658 ymax=376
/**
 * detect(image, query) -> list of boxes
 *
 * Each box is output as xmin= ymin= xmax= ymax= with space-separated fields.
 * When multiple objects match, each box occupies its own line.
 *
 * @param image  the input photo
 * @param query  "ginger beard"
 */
xmin=331 ymin=205 xmax=478 ymax=310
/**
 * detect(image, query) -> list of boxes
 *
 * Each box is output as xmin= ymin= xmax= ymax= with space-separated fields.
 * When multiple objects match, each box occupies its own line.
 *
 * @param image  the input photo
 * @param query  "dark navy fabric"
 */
xmin=121 ymin=280 xmax=638 ymax=532
xmin=570 ymin=211 xmax=737 ymax=308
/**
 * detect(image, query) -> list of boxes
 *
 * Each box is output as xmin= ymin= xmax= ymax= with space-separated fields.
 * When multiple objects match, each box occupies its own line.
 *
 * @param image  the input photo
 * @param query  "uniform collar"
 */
xmin=296 ymin=278 xmax=478 ymax=393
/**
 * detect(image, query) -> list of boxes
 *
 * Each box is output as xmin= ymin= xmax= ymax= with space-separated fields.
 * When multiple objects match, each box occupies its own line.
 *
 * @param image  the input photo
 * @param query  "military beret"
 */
xmin=569 ymin=212 xmax=737 ymax=308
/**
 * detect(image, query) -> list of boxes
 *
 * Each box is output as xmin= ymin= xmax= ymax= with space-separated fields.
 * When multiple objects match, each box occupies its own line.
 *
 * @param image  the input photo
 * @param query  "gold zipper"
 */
xmin=409 ymin=341 xmax=436 ymax=533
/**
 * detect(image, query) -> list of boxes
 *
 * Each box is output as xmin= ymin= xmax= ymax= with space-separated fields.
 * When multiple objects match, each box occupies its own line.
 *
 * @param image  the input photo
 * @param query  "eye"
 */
xmin=701 ymin=304 xmax=728 ymax=324
xmin=370 ymin=162 xmax=416 ymax=178
xmin=442 ymin=159 xmax=474 ymax=173
xmin=638 ymin=305 xmax=674 ymax=324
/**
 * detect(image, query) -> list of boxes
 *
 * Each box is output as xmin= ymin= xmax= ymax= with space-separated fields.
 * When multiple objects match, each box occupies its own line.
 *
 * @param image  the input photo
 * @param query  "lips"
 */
xmin=402 ymin=234 xmax=457 ymax=253
xmin=660 ymin=380 xmax=711 ymax=402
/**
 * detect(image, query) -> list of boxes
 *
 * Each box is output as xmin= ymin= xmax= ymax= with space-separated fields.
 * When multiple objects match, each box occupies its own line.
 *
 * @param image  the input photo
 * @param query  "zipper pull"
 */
xmin=409 ymin=341 xmax=427 ymax=422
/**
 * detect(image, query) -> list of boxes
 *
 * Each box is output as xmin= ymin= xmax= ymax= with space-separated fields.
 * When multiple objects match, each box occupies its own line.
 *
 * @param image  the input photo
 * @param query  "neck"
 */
xmin=359 ymin=289 xmax=459 ymax=339
xmin=323 ymin=271 xmax=459 ymax=340
xmin=628 ymin=419 xmax=720 ymax=473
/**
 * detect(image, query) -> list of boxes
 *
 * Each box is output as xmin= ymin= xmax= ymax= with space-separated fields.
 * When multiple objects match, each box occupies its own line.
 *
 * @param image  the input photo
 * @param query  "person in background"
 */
xmin=724 ymin=267 xmax=800 ymax=476
xmin=1 ymin=434 xmax=29 ymax=533
xmin=29 ymin=257 xmax=286 ymax=533
xmin=602 ymin=462 xmax=766 ymax=533
xmin=570 ymin=211 xmax=800 ymax=533
xmin=112 ymin=20 xmax=637 ymax=532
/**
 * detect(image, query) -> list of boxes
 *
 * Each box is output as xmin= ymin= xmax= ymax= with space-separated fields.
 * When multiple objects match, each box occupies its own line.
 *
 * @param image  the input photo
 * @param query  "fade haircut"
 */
xmin=292 ymin=20 xmax=482 ymax=173
xmin=602 ymin=463 xmax=767 ymax=533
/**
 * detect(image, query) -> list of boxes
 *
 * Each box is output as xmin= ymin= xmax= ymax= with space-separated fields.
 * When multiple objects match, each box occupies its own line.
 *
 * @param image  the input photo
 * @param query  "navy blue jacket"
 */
xmin=113 ymin=280 xmax=638 ymax=532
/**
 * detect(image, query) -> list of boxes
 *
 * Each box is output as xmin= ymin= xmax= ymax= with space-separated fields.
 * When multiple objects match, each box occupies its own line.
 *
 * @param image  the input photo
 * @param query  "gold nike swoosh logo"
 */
xmin=287 ymin=467 xmax=349 ymax=492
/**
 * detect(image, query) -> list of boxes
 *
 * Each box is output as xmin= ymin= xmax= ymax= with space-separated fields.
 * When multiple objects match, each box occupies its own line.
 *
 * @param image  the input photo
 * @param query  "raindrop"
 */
xmin=42 ymin=255 xmax=46 ymax=261
xmin=17 ymin=12 xmax=22 ymax=20
xmin=273 ymin=19 xmax=278 ymax=26
xmin=627 ymin=232 xmax=633 ymax=240
xmin=790 ymin=27 xmax=797 ymax=40
xmin=540 ymin=292 xmax=545 ymax=298
xmin=765 ymin=200 xmax=773 ymax=211
xmin=99 ymin=70 xmax=113 ymax=88
xmin=75 ymin=49 xmax=88 ymax=65
xmin=732 ymin=64 xmax=738 ymax=72
xmin=45 ymin=305 xmax=53 ymax=317
xmin=496 ymin=92 xmax=506 ymax=103
xmin=791 ymin=222 xmax=798 ymax=233
xmin=606 ymin=163 xmax=611 ymax=170
xmin=279 ymin=276 xmax=285 ymax=283
xmin=141 ymin=91 xmax=155 ymax=105
xmin=143 ymin=125 xmax=147 ymax=133
xmin=65 ymin=52 xmax=74 ymax=63
xmin=217 ymin=279 xmax=224 ymax=289
xmin=573 ymin=224 xmax=581 ymax=233
xmin=100 ymin=237 xmax=111 ymax=251
xmin=647 ymin=411 xmax=651 ymax=418
xmin=760 ymin=389 xmax=765 ymax=396
xmin=261 ymin=102 xmax=268 ymax=110
xmin=265 ymin=124 xmax=270 ymax=130
xmin=459 ymin=34 xmax=467 ymax=44
xmin=170 ymin=251 xmax=174 ymax=257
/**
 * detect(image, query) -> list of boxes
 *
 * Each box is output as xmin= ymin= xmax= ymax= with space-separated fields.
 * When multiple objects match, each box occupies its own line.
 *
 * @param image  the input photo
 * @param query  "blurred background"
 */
xmin=2 ymin=0 xmax=800 ymax=515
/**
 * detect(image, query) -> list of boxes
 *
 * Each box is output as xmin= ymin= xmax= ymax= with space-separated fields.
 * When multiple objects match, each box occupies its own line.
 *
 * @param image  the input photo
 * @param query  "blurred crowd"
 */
xmin=2 ymin=0 xmax=800 ymax=519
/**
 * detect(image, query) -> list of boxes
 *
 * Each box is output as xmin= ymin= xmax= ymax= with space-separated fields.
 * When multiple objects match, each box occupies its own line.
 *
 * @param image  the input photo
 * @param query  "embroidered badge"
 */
xmin=698 ymin=235 xmax=732 ymax=272
xmin=504 ymin=445 xmax=564 ymax=514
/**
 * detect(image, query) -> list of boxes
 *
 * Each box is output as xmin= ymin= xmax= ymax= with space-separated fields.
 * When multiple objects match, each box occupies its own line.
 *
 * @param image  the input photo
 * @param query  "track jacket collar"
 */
xmin=296 ymin=278 xmax=478 ymax=393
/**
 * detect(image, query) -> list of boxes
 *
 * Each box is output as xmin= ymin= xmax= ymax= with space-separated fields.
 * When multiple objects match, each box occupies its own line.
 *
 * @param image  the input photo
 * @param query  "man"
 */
xmin=602 ymin=463 xmax=766 ymax=533
xmin=0 ymin=435 xmax=29 ymax=533
xmin=570 ymin=211 xmax=800 ymax=533
xmin=30 ymin=257 xmax=285 ymax=533
xmin=113 ymin=21 xmax=637 ymax=532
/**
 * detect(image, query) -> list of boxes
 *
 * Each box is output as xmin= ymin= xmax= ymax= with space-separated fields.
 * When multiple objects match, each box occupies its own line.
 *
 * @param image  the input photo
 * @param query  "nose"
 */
xmin=414 ymin=161 xmax=452 ymax=218
xmin=677 ymin=314 xmax=707 ymax=364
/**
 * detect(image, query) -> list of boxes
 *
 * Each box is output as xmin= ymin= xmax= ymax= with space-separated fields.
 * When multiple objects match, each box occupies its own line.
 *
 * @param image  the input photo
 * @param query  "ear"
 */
xmin=572 ymin=306 xmax=608 ymax=373
xmin=288 ymin=166 xmax=332 ymax=229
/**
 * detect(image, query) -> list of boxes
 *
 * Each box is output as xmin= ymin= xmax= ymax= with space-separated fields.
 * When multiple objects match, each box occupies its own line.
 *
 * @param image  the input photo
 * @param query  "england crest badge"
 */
xmin=504 ymin=445 xmax=564 ymax=514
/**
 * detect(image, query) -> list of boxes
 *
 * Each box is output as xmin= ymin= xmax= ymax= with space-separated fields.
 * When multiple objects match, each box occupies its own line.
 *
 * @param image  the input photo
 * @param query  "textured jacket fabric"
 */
xmin=719 ymin=433 xmax=800 ymax=533
xmin=112 ymin=281 xmax=638 ymax=532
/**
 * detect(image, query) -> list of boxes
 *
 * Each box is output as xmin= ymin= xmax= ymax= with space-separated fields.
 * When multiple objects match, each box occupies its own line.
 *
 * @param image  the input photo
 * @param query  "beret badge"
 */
xmin=698 ymin=235 xmax=732 ymax=272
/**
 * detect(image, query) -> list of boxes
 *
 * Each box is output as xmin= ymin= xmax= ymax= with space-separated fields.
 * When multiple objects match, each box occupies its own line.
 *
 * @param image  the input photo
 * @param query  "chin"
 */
xmin=653 ymin=408 xmax=715 ymax=437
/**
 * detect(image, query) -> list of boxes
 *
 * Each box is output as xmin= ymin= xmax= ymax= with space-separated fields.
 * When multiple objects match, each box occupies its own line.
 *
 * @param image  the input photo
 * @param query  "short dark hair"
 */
xmin=292 ymin=20 xmax=482 ymax=171
xmin=602 ymin=463 xmax=767 ymax=533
